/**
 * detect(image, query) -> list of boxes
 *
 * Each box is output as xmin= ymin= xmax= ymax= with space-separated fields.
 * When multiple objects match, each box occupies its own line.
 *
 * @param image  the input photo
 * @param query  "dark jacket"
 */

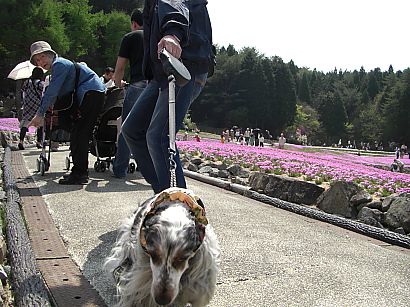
xmin=143 ymin=0 xmax=213 ymax=86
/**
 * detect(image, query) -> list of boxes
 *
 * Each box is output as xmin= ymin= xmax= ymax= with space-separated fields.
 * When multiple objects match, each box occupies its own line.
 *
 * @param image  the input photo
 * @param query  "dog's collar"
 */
xmin=138 ymin=187 xmax=208 ymax=253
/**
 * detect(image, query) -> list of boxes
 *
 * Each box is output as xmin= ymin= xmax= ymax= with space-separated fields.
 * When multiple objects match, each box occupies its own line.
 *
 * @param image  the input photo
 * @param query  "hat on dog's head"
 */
xmin=30 ymin=41 xmax=56 ymax=65
xmin=138 ymin=187 xmax=208 ymax=253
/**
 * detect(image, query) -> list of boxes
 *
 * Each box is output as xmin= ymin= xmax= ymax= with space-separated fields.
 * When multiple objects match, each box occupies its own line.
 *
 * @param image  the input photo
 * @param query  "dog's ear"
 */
xmin=195 ymin=223 xmax=206 ymax=250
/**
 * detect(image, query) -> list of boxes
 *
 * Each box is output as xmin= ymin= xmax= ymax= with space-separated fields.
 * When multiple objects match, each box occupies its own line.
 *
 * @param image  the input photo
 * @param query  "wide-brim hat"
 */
xmin=30 ymin=41 xmax=56 ymax=65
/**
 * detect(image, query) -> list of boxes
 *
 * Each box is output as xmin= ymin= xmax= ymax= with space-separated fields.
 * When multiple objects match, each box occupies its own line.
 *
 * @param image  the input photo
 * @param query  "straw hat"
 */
xmin=29 ymin=41 xmax=56 ymax=65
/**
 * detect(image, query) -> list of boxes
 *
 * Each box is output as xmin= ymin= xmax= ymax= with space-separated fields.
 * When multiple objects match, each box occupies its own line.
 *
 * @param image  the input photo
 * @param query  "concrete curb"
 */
xmin=183 ymin=169 xmax=410 ymax=249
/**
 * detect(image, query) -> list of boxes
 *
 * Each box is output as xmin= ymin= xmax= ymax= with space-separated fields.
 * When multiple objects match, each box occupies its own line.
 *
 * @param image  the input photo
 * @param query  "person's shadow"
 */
xmin=82 ymin=230 xmax=119 ymax=306
xmin=25 ymin=168 xmax=152 ymax=195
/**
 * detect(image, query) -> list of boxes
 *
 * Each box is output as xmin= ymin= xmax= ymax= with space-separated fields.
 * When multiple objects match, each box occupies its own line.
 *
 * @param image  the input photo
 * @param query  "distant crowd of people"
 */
xmin=219 ymin=126 xmax=288 ymax=149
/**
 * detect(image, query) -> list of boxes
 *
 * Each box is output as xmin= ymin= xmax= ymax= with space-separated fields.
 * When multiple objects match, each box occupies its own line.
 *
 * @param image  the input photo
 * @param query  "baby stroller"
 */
xmin=89 ymin=87 xmax=136 ymax=173
xmin=37 ymin=108 xmax=71 ymax=175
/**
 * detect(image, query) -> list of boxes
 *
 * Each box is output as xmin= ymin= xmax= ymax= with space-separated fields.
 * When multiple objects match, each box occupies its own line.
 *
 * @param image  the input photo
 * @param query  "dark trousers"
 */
xmin=70 ymin=90 xmax=104 ymax=175
xmin=20 ymin=126 xmax=43 ymax=143
xmin=19 ymin=127 xmax=28 ymax=142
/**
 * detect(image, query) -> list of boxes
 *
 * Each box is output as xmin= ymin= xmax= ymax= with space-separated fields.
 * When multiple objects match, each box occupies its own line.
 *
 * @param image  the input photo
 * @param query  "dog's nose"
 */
xmin=154 ymin=292 xmax=173 ymax=306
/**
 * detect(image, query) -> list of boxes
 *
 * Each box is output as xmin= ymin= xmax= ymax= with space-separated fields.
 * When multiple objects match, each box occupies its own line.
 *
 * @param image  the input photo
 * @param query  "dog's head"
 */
xmin=139 ymin=188 xmax=208 ymax=306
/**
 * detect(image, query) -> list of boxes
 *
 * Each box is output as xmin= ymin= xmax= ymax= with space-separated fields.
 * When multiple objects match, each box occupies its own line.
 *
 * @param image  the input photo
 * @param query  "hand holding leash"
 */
xmin=159 ymin=49 xmax=191 ymax=87
xmin=158 ymin=35 xmax=182 ymax=59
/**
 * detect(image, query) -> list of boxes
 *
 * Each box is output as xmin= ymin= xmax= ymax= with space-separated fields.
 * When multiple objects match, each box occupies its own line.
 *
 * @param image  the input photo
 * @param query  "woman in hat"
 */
xmin=29 ymin=41 xmax=105 ymax=185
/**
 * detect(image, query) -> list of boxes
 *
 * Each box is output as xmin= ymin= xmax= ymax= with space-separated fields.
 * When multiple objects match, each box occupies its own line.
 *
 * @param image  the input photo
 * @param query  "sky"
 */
xmin=207 ymin=0 xmax=409 ymax=73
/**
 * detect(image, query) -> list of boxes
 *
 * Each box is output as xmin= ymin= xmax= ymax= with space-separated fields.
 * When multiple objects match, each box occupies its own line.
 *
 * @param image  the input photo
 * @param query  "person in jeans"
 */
xmin=112 ymin=9 xmax=146 ymax=179
xmin=29 ymin=41 xmax=105 ymax=185
xmin=121 ymin=0 xmax=214 ymax=193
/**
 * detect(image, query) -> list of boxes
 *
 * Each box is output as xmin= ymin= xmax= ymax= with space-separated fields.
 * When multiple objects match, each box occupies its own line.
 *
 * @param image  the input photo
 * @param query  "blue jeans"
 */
xmin=112 ymin=81 xmax=146 ymax=178
xmin=122 ymin=73 xmax=207 ymax=193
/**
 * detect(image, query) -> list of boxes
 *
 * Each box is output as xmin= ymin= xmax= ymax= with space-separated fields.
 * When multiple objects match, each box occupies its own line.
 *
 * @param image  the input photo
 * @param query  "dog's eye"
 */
xmin=172 ymin=256 xmax=188 ymax=269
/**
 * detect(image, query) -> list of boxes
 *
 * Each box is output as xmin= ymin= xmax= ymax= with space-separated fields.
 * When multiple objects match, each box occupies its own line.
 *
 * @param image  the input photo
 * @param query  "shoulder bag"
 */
xmin=54 ymin=62 xmax=80 ymax=111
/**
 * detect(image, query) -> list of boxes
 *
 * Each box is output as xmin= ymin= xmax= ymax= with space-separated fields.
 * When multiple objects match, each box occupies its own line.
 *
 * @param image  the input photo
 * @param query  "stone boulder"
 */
xmin=187 ymin=162 xmax=198 ymax=172
xmin=248 ymin=172 xmax=270 ymax=192
xmin=249 ymin=173 xmax=324 ymax=205
xmin=350 ymin=190 xmax=372 ymax=206
xmin=190 ymin=157 xmax=203 ymax=165
xmin=357 ymin=207 xmax=384 ymax=228
xmin=198 ymin=165 xmax=213 ymax=174
xmin=381 ymin=195 xmax=396 ymax=212
xmin=227 ymin=164 xmax=242 ymax=176
xmin=316 ymin=181 xmax=362 ymax=218
xmin=384 ymin=194 xmax=410 ymax=233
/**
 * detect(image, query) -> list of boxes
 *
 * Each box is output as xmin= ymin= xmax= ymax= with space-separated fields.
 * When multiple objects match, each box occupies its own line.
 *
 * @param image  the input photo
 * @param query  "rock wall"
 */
xmin=181 ymin=153 xmax=410 ymax=236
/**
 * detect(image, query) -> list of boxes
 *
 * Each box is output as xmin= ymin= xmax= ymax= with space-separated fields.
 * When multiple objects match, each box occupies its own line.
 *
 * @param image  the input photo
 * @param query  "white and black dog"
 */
xmin=104 ymin=187 xmax=221 ymax=307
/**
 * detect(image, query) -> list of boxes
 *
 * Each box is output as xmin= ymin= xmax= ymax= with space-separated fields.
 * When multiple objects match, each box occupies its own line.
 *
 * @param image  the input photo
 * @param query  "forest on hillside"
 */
xmin=1 ymin=0 xmax=409 ymax=148
xmin=193 ymin=45 xmax=410 ymax=148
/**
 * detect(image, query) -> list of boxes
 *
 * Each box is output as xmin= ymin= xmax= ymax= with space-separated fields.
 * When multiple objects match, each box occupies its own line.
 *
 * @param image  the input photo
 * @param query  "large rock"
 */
xmin=186 ymin=162 xmax=198 ymax=172
xmin=248 ymin=172 xmax=270 ymax=192
xmin=381 ymin=195 xmax=396 ymax=212
xmin=198 ymin=165 xmax=213 ymax=174
xmin=384 ymin=195 xmax=410 ymax=233
xmin=227 ymin=164 xmax=243 ymax=176
xmin=190 ymin=157 xmax=203 ymax=165
xmin=249 ymin=173 xmax=324 ymax=205
xmin=350 ymin=190 xmax=372 ymax=206
xmin=316 ymin=181 xmax=362 ymax=218
xmin=357 ymin=207 xmax=383 ymax=228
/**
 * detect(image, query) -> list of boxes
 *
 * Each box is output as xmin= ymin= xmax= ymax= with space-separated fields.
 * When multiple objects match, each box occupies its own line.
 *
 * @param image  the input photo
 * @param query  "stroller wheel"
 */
xmin=100 ymin=162 xmax=106 ymax=172
xmin=44 ymin=158 xmax=50 ymax=172
xmin=65 ymin=157 xmax=71 ymax=171
xmin=128 ymin=162 xmax=136 ymax=174
xmin=94 ymin=161 xmax=101 ymax=172
xmin=40 ymin=160 xmax=46 ymax=176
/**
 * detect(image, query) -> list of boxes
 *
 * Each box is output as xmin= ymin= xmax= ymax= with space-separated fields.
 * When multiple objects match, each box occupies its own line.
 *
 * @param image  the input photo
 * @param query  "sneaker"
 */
xmin=58 ymin=174 xmax=88 ymax=185
xmin=18 ymin=143 xmax=24 ymax=150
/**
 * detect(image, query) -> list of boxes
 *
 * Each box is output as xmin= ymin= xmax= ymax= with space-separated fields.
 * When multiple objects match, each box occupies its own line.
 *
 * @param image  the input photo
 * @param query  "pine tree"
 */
xmin=298 ymin=72 xmax=311 ymax=103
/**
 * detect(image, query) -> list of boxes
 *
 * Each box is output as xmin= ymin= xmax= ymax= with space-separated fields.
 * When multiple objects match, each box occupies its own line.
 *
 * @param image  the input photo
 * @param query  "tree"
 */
xmin=353 ymin=103 xmax=382 ymax=143
xmin=96 ymin=11 xmax=130 ymax=69
xmin=62 ymin=0 xmax=100 ymax=59
xmin=298 ymin=72 xmax=311 ymax=103
xmin=89 ymin=0 xmax=143 ymax=13
xmin=317 ymin=91 xmax=347 ymax=143
xmin=269 ymin=57 xmax=297 ymax=135
xmin=382 ymin=69 xmax=410 ymax=144
xmin=286 ymin=103 xmax=320 ymax=143
xmin=367 ymin=71 xmax=379 ymax=100
xmin=0 ymin=0 xmax=43 ymax=87
xmin=30 ymin=0 xmax=69 ymax=54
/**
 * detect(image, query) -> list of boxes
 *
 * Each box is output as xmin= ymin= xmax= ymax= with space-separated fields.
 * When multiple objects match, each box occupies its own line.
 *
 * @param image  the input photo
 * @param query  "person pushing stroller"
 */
xmin=29 ymin=41 xmax=105 ymax=185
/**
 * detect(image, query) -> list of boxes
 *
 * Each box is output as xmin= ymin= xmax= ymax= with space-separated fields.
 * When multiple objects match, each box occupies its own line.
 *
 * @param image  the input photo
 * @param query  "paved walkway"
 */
xmin=14 ymin=146 xmax=410 ymax=306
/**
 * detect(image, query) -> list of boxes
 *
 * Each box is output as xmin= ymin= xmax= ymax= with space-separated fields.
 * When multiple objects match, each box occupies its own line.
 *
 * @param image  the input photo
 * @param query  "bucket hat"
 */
xmin=30 ymin=41 xmax=56 ymax=65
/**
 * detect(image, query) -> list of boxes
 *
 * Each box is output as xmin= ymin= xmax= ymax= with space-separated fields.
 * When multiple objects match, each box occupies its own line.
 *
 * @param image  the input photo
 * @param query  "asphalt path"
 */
xmin=20 ymin=146 xmax=410 ymax=307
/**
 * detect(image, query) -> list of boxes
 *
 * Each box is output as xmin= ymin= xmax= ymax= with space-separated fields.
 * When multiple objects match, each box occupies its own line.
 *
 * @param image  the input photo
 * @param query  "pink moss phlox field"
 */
xmin=177 ymin=139 xmax=410 ymax=197
xmin=0 ymin=117 xmax=36 ymax=133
